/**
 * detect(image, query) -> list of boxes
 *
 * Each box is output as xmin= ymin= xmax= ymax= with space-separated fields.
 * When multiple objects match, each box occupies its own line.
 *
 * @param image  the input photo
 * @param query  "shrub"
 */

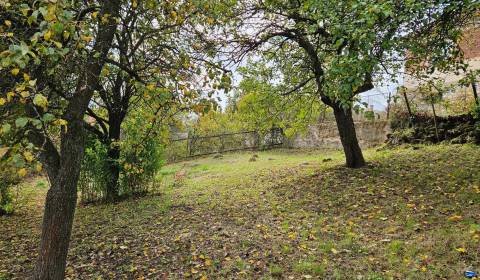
xmin=0 ymin=176 xmax=15 ymax=215
xmin=0 ymin=167 xmax=25 ymax=215
xmin=0 ymin=146 xmax=41 ymax=215
xmin=78 ymin=138 xmax=110 ymax=202
xmin=79 ymin=116 xmax=165 ymax=202
xmin=119 ymin=135 xmax=164 ymax=196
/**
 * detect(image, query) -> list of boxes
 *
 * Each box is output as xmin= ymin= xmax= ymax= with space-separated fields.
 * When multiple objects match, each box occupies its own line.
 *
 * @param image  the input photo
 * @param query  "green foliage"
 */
xmin=0 ymin=145 xmax=42 ymax=214
xmin=0 ymin=179 xmax=15 ymax=215
xmin=235 ymin=63 xmax=323 ymax=135
xmin=211 ymin=0 xmax=478 ymax=109
xmin=269 ymin=263 xmax=283 ymax=277
xmin=191 ymin=110 xmax=243 ymax=136
xmin=78 ymin=138 xmax=110 ymax=202
xmin=293 ymin=260 xmax=325 ymax=276
xmin=119 ymin=114 xmax=165 ymax=195
xmin=472 ymin=103 xmax=480 ymax=120
xmin=79 ymin=113 xmax=166 ymax=202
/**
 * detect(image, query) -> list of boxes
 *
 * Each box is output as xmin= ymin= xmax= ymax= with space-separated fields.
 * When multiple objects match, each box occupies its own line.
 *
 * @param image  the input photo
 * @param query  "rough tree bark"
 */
xmin=105 ymin=113 xmax=123 ymax=202
xmin=33 ymin=1 xmax=121 ymax=279
xmin=332 ymin=104 xmax=366 ymax=168
xmin=33 ymin=119 xmax=84 ymax=279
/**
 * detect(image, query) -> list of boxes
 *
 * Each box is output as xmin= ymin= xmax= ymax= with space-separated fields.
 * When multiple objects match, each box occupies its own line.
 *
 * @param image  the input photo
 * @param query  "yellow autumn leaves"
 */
xmin=2 ymin=69 xmax=40 ymax=107
xmin=23 ymin=151 xmax=34 ymax=162
xmin=184 ymin=253 xmax=212 ymax=279
xmin=447 ymin=214 xmax=463 ymax=222
xmin=17 ymin=168 xmax=28 ymax=177
xmin=17 ymin=164 xmax=42 ymax=177
xmin=15 ymin=151 xmax=42 ymax=177
xmin=43 ymin=30 xmax=53 ymax=41
xmin=3 ymin=69 xmax=46 ymax=109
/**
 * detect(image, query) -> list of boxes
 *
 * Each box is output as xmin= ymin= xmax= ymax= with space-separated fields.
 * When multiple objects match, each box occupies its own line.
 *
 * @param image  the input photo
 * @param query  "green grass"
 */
xmin=1 ymin=145 xmax=480 ymax=279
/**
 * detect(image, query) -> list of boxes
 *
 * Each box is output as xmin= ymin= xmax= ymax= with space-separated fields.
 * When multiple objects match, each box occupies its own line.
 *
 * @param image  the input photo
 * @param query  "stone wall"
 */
xmin=286 ymin=120 xmax=390 ymax=149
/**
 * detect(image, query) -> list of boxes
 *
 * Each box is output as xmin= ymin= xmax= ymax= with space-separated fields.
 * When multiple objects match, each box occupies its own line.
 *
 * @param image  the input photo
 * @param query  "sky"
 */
xmin=216 ymin=67 xmax=404 ymax=112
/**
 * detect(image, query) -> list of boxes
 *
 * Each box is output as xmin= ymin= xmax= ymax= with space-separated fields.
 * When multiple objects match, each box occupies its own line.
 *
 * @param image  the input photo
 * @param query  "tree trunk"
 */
xmin=332 ymin=104 xmax=366 ymax=168
xmin=105 ymin=115 xmax=122 ymax=202
xmin=34 ymin=119 xmax=84 ymax=280
xmin=33 ymin=1 xmax=121 ymax=278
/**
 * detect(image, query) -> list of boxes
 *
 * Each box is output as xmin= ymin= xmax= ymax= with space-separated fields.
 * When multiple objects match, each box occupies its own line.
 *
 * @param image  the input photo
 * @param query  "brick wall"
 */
xmin=461 ymin=27 xmax=480 ymax=59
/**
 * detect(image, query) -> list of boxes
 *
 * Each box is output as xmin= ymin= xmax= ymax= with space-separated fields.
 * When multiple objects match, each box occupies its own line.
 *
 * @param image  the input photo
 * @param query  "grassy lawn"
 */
xmin=1 ymin=145 xmax=479 ymax=279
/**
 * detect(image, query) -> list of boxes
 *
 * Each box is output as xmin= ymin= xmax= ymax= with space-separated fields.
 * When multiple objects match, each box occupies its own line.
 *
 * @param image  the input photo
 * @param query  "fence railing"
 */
xmin=166 ymin=128 xmax=284 ymax=162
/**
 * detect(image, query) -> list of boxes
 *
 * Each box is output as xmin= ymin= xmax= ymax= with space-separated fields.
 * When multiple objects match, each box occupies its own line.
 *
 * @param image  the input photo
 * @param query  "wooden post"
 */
xmin=472 ymin=82 xmax=479 ymax=106
xmin=431 ymin=101 xmax=439 ymax=142
xmin=187 ymin=131 xmax=192 ymax=156
xmin=386 ymin=90 xmax=392 ymax=120
xmin=402 ymin=90 xmax=413 ymax=119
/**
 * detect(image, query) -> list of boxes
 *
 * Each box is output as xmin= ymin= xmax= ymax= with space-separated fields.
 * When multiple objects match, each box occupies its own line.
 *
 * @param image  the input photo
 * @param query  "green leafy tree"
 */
xmin=209 ymin=0 xmax=478 ymax=167
xmin=235 ymin=61 xmax=323 ymax=137
xmin=1 ymin=1 xmax=121 ymax=278
xmin=1 ymin=0 xmax=230 ymax=277
xmin=64 ymin=0 xmax=221 ymax=201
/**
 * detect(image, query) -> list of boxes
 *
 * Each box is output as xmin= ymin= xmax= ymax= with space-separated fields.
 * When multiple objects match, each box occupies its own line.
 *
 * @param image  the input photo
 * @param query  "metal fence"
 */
xmin=166 ymin=128 xmax=284 ymax=162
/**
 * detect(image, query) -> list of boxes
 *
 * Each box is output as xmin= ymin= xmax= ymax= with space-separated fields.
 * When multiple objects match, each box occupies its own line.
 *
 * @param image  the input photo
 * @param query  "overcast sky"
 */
xmin=216 ymin=66 xmax=404 ymax=112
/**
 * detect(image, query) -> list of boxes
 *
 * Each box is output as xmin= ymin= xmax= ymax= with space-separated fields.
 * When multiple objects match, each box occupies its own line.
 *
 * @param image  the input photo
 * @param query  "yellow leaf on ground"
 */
xmin=35 ymin=163 xmax=43 ymax=172
xmin=23 ymin=151 xmax=34 ymax=162
xmin=455 ymin=247 xmax=466 ymax=253
xmin=17 ymin=168 xmax=27 ymax=177
xmin=11 ymin=68 xmax=20 ymax=75
xmin=447 ymin=215 xmax=463 ymax=222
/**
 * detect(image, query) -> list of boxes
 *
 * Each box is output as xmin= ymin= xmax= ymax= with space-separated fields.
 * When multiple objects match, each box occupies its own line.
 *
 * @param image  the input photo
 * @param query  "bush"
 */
xmin=0 ymin=147 xmax=40 ymax=215
xmin=0 ymin=179 xmax=15 ymax=215
xmin=119 ymin=135 xmax=164 ymax=196
xmin=79 ymin=117 xmax=165 ymax=202
xmin=0 ymin=158 xmax=25 ymax=215
xmin=78 ymin=138 xmax=110 ymax=202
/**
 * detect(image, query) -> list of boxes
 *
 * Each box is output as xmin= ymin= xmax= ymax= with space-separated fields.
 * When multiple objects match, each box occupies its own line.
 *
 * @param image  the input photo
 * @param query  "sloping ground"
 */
xmin=0 ymin=145 xmax=479 ymax=279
